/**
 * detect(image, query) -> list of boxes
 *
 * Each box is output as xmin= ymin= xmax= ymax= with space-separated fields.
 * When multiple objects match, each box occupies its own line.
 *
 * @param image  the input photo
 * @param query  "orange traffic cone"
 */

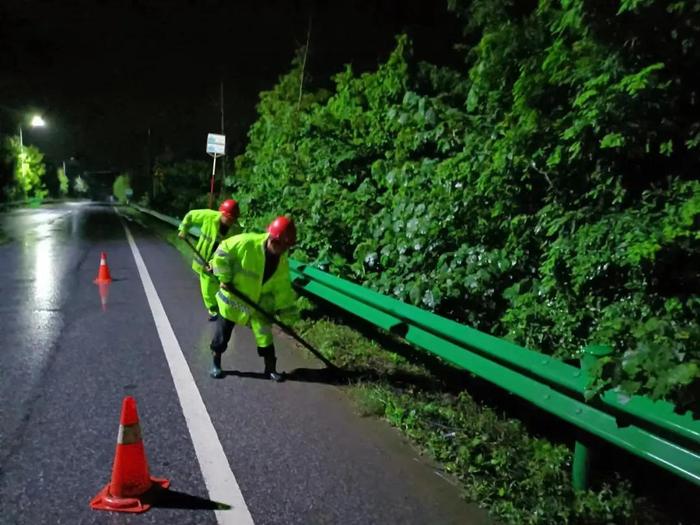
xmin=90 ymin=396 xmax=169 ymax=513
xmin=94 ymin=251 xmax=112 ymax=283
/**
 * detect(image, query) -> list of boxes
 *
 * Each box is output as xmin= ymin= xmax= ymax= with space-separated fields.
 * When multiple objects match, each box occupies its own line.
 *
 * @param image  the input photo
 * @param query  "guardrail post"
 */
xmin=572 ymin=439 xmax=590 ymax=491
xmin=573 ymin=344 xmax=613 ymax=491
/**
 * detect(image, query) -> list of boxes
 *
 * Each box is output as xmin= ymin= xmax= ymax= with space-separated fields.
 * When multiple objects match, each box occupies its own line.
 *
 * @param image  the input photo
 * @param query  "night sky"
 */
xmin=0 ymin=0 xmax=460 ymax=176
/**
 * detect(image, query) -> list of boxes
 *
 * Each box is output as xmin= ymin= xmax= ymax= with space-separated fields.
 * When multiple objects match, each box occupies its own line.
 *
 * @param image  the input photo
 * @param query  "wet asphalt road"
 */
xmin=0 ymin=202 xmax=490 ymax=525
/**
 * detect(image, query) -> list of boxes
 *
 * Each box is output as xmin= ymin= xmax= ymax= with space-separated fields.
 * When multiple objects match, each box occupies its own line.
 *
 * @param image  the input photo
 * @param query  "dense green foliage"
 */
xmin=112 ymin=173 xmax=132 ymax=202
xmin=3 ymin=136 xmax=47 ymax=200
xmin=225 ymin=0 xmax=700 ymax=406
xmin=72 ymin=175 xmax=89 ymax=195
xmin=146 ymin=160 xmax=214 ymax=217
xmin=56 ymin=166 xmax=69 ymax=196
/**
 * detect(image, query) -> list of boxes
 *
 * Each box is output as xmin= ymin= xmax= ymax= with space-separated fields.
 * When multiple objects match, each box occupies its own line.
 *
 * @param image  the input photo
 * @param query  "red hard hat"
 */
xmin=218 ymin=199 xmax=239 ymax=219
xmin=267 ymin=216 xmax=296 ymax=246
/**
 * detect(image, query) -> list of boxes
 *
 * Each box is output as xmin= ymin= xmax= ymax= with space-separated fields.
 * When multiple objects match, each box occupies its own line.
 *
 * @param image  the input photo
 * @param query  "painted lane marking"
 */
xmin=119 ymin=212 xmax=254 ymax=524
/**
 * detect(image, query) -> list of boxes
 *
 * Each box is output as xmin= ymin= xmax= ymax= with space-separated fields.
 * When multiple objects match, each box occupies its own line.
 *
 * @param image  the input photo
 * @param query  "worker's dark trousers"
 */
xmin=210 ymin=316 xmax=277 ymax=372
xmin=210 ymin=317 xmax=235 ymax=354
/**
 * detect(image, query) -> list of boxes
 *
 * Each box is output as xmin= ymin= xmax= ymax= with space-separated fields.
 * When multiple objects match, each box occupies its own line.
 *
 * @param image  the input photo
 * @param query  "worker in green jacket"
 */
xmin=178 ymin=199 xmax=242 ymax=321
xmin=208 ymin=216 xmax=298 ymax=380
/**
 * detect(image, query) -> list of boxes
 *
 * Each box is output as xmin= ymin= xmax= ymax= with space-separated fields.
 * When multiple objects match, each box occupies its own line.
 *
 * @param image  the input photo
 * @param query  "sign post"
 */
xmin=206 ymin=133 xmax=226 ymax=209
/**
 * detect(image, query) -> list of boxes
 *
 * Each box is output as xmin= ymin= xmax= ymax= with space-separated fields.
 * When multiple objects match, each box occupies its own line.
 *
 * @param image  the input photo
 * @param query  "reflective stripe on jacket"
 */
xmin=178 ymin=209 xmax=241 ymax=274
xmin=211 ymin=232 xmax=297 ymax=326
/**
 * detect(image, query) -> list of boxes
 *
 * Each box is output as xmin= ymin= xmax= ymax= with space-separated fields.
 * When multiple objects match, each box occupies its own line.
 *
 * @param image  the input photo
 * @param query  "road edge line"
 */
xmin=117 ymin=209 xmax=254 ymax=525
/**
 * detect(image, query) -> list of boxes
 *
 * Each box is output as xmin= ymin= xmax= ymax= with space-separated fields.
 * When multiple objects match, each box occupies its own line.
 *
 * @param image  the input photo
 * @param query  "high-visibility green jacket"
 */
xmin=211 ymin=232 xmax=297 ymax=326
xmin=178 ymin=209 xmax=241 ymax=274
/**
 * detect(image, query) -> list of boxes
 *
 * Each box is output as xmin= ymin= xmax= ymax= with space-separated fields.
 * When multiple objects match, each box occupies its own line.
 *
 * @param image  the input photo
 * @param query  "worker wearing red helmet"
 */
xmin=208 ymin=216 xmax=298 ymax=380
xmin=178 ymin=199 xmax=242 ymax=320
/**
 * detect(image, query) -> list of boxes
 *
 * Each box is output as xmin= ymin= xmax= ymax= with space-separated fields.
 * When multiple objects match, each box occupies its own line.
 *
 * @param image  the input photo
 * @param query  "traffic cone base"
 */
xmin=90 ymin=476 xmax=169 ymax=513
xmin=94 ymin=251 xmax=112 ymax=283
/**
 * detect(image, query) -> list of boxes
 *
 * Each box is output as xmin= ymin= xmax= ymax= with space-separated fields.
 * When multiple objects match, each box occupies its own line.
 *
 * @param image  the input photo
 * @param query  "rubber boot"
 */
xmin=210 ymin=352 xmax=223 ymax=379
xmin=262 ymin=353 xmax=283 ymax=382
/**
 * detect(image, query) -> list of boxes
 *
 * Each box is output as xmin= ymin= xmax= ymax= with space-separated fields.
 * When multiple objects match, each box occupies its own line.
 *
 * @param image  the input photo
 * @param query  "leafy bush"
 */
xmin=57 ymin=166 xmax=69 ymax=196
xmin=150 ymin=160 xmax=217 ymax=218
xmin=73 ymin=175 xmax=89 ymax=195
xmin=226 ymin=0 xmax=700 ymax=406
xmin=112 ymin=173 xmax=131 ymax=202
xmin=4 ymin=136 xmax=47 ymax=200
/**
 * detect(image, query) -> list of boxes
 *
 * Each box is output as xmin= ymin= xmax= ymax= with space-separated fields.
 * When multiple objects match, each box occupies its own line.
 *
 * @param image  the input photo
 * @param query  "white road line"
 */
xmin=118 ymin=213 xmax=254 ymax=525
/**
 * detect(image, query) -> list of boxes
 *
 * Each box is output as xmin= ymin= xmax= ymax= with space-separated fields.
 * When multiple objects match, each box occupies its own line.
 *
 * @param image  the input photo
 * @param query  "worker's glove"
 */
xmin=178 ymin=230 xmax=186 ymax=239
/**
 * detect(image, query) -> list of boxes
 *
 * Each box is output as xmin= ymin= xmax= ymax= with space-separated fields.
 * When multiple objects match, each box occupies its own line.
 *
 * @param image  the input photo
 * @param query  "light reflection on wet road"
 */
xmin=0 ymin=202 xmax=217 ymax=525
xmin=0 ymin=203 xmax=103 ymax=459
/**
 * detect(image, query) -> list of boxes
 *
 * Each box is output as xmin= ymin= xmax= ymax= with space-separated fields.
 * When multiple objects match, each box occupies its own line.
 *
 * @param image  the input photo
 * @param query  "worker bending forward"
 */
xmin=208 ymin=216 xmax=298 ymax=380
xmin=178 ymin=199 xmax=241 ymax=321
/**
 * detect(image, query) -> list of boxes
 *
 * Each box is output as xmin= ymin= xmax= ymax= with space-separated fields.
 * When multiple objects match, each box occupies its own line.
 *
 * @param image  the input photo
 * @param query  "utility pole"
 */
xmin=298 ymin=16 xmax=312 ymax=109
xmin=220 ymin=80 xmax=225 ymax=137
xmin=147 ymin=127 xmax=154 ymax=200
xmin=219 ymin=80 xmax=225 ymax=198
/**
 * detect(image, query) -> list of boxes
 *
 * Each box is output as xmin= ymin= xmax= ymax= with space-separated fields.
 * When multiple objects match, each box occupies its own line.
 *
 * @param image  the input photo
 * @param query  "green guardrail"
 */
xmin=130 ymin=204 xmax=700 ymax=489
xmin=289 ymin=262 xmax=700 ymax=450
xmin=289 ymin=264 xmax=700 ymax=488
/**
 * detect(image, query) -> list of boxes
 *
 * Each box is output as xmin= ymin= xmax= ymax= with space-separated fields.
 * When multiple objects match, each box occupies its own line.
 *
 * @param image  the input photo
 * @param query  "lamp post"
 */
xmin=19 ymin=114 xmax=46 ymax=149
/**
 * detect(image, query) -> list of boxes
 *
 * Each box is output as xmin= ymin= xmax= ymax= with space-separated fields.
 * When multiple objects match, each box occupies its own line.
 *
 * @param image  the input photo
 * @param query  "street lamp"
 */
xmin=19 ymin=114 xmax=46 ymax=149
